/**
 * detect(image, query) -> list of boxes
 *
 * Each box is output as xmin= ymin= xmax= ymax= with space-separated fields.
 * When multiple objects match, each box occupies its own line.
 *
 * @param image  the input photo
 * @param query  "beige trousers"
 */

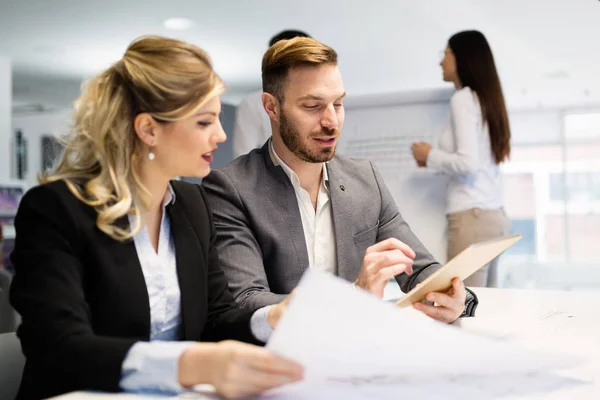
xmin=447 ymin=208 xmax=511 ymax=288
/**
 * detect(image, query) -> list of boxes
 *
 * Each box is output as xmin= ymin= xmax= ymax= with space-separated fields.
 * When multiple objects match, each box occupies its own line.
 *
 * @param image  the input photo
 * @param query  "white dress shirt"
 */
xmin=130 ymin=186 xmax=181 ymax=340
xmin=270 ymin=140 xmax=337 ymax=275
xmin=427 ymin=87 xmax=504 ymax=214
xmin=120 ymin=184 xmax=272 ymax=394
xmin=232 ymin=90 xmax=272 ymax=158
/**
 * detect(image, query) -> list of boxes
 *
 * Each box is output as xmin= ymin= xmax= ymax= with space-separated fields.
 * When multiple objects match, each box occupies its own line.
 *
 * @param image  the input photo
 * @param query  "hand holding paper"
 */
xmin=268 ymin=289 xmax=296 ymax=328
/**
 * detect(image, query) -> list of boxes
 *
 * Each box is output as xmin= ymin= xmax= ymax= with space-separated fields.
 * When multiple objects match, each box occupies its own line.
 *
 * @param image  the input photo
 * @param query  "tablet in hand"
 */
xmin=395 ymin=234 xmax=522 ymax=308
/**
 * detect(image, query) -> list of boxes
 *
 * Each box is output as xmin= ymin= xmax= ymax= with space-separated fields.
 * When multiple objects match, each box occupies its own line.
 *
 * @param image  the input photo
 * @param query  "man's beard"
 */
xmin=279 ymin=111 xmax=339 ymax=163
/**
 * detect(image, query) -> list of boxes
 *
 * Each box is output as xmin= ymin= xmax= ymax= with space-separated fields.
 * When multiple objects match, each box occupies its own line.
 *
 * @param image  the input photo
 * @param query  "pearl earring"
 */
xmin=148 ymin=148 xmax=155 ymax=161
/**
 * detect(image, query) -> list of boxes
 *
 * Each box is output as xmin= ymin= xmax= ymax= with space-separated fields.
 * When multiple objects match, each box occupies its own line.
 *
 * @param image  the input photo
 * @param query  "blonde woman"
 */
xmin=9 ymin=36 xmax=302 ymax=400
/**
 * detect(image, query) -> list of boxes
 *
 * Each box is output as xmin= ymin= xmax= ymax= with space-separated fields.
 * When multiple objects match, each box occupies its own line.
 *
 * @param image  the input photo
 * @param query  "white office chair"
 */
xmin=0 ymin=332 xmax=25 ymax=400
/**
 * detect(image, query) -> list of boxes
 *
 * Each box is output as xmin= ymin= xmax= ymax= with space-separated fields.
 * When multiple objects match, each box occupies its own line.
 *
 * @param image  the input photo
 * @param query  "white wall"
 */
xmin=509 ymin=110 xmax=562 ymax=145
xmin=11 ymin=109 xmax=72 ymax=188
xmin=337 ymin=93 xmax=571 ymax=265
xmin=0 ymin=56 xmax=12 ymax=182
xmin=339 ymin=99 xmax=451 ymax=262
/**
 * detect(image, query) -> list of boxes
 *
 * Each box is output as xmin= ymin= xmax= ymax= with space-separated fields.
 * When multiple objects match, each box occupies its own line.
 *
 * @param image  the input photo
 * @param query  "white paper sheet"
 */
xmin=262 ymin=372 xmax=587 ymax=400
xmin=267 ymin=269 xmax=578 ymax=383
xmin=53 ymin=271 xmax=592 ymax=400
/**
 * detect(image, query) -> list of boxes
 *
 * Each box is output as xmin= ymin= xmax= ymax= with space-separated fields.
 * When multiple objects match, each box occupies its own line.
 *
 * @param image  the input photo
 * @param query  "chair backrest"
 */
xmin=0 ymin=332 xmax=25 ymax=400
xmin=2 ymin=238 xmax=16 ymax=274
xmin=0 ymin=269 xmax=19 ymax=334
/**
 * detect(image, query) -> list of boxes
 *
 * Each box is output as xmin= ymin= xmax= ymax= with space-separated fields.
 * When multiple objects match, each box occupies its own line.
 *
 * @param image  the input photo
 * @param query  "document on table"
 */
xmin=261 ymin=372 xmax=587 ymax=400
xmin=52 ymin=271 xmax=590 ymax=400
xmin=264 ymin=269 xmax=585 ymax=398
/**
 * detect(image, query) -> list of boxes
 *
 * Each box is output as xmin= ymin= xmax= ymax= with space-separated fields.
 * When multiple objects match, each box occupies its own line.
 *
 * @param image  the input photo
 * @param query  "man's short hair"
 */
xmin=262 ymin=37 xmax=338 ymax=102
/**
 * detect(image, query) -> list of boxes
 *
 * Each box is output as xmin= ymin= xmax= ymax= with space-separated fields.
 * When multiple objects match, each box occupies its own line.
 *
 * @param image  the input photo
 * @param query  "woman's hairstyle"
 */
xmin=449 ymin=30 xmax=511 ymax=164
xmin=42 ymin=35 xmax=224 ymax=240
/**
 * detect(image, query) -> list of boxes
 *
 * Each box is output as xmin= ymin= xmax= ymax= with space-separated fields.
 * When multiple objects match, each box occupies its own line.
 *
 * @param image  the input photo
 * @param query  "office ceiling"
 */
xmin=1 ymin=0 xmax=599 ymax=111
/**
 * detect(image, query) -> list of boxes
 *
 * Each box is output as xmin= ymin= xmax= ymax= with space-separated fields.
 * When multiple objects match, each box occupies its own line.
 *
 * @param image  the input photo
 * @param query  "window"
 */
xmin=549 ymin=172 xmax=600 ymax=202
xmin=499 ymin=111 xmax=600 ymax=289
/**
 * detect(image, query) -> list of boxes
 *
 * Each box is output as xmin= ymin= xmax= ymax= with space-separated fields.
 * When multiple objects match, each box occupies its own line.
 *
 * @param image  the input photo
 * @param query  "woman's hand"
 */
xmin=178 ymin=341 xmax=303 ymax=398
xmin=411 ymin=142 xmax=432 ymax=166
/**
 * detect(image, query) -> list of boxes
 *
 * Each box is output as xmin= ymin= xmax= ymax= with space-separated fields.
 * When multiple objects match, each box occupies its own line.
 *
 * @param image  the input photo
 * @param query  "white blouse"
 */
xmin=427 ymin=87 xmax=504 ymax=214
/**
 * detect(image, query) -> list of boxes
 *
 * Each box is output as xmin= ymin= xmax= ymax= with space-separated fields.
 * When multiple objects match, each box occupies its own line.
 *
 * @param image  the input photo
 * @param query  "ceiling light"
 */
xmin=163 ymin=18 xmax=195 ymax=31
xmin=543 ymin=70 xmax=570 ymax=80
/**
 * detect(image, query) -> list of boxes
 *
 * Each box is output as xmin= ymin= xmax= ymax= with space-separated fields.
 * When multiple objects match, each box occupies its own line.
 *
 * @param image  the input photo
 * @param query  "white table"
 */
xmin=53 ymin=287 xmax=600 ymax=399
xmin=456 ymin=287 xmax=600 ymax=399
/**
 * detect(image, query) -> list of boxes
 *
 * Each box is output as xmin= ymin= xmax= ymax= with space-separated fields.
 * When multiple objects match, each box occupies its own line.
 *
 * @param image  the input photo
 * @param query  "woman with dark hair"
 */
xmin=411 ymin=30 xmax=512 ymax=288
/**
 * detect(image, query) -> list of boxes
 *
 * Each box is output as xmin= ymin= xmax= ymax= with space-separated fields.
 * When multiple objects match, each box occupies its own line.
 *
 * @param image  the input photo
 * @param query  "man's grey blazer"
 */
xmin=201 ymin=141 xmax=445 ymax=311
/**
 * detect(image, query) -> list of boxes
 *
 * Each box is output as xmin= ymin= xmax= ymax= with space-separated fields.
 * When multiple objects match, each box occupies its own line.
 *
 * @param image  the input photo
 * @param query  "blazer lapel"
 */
xmin=167 ymin=201 xmax=205 ymax=341
xmin=263 ymin=144 xmax=310 ymax=275
xmin=111 ymin=216 xmax=152 ymax=339
xmin=327 ymin=159 xmax=355 ymax=280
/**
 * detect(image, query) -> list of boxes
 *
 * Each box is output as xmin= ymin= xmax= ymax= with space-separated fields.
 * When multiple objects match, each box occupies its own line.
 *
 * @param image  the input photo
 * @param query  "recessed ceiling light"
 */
xmin=163 ymin=18 xmax=195 ymax=31
xmin=543 ymin=69 xmax=570 ymax=80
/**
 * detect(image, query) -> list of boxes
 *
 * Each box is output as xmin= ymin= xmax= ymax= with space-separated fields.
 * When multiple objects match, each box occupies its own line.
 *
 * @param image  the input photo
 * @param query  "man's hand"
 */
xmin=412 ymin=277 xmax=466 ymax=323
xmin=267 ymin=290 xmax=295 ymax=329
xmin=354 ymin=238 xmax=415 ymax=298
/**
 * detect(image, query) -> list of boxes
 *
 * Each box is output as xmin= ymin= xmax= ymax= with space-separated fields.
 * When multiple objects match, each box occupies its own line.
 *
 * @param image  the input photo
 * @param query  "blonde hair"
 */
xmin=42 ymin=36 xmax=224 ymax=241
xmin=262 ymin=37 xmax=338 ymax=102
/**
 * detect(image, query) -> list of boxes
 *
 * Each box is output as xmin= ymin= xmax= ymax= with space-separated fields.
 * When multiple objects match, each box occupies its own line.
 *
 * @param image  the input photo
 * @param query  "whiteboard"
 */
xmin=338 ymin=101 xmax=451 ymax=262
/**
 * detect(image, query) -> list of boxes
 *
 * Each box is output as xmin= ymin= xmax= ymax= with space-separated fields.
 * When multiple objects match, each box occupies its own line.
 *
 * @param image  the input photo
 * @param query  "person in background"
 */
xmin=9 ymin=36 xmax=301 ymax=400
xmin=232 ymin=29 xmax=311 ymax=158
xmin=411 ymin=30 xmax=512 ymax=288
